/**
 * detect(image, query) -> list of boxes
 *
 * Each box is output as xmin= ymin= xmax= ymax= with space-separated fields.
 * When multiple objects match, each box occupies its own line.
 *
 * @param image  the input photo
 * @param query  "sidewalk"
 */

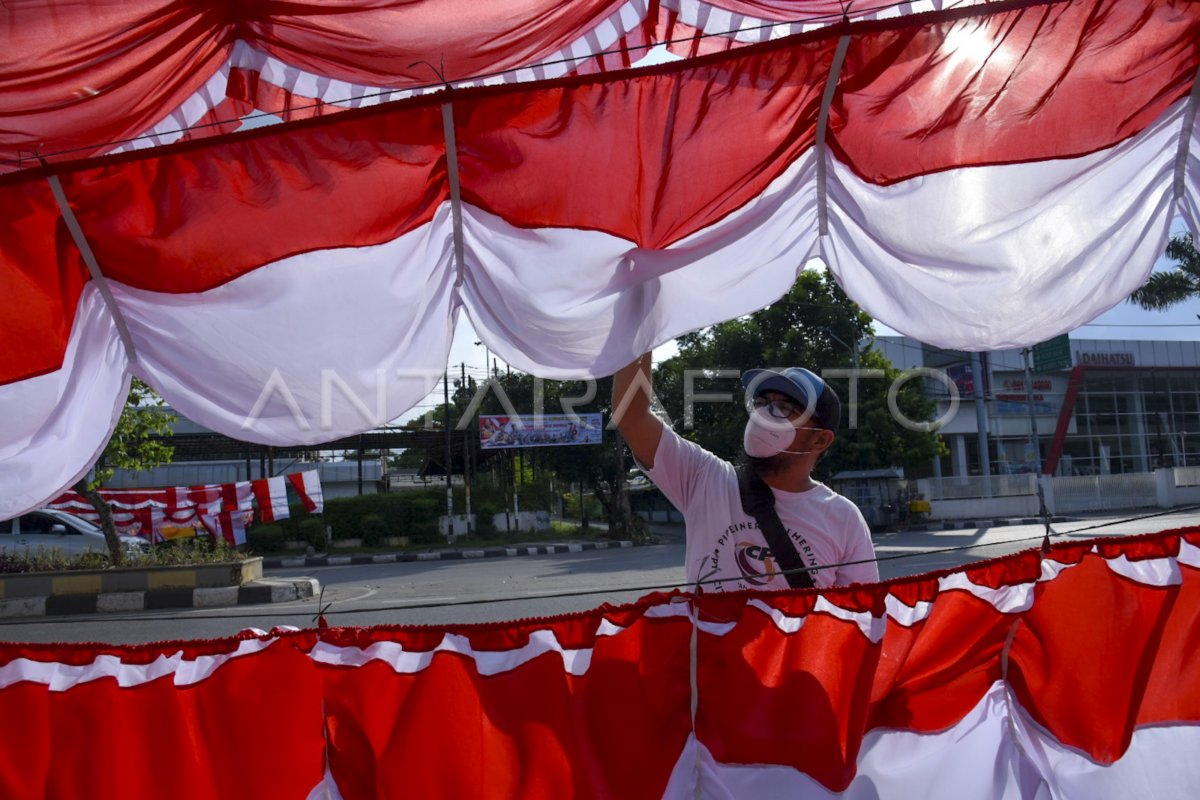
xmin=0 ymin=576 xmax=319 ymax=619
xmin=900 ymin=514 xmax=1078 ymax=532
xmin=262 ymin=539 xmax=638 ymax=569
xmin=643 ymin=517 xmax=1078 ymax=537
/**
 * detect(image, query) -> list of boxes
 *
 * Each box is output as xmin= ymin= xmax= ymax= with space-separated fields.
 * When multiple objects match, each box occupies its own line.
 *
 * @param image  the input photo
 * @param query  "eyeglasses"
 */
xmin=748 ymin=396 xmax=805 ymax=420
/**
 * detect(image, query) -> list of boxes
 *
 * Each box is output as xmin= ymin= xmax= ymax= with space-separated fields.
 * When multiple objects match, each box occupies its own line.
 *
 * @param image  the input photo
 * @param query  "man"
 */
xmin=613 ymin=353 xmax=878 ymax=591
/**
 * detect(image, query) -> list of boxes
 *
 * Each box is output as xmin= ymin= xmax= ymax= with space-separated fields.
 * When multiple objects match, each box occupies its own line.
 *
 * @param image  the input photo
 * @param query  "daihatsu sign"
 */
xmin=1079 ymin=352 xmax=1136 ymax=367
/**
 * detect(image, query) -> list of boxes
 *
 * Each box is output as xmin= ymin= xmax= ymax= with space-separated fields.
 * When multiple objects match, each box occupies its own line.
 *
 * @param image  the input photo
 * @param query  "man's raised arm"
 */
xmin=612 ymin=352 xmax=665 ymax=469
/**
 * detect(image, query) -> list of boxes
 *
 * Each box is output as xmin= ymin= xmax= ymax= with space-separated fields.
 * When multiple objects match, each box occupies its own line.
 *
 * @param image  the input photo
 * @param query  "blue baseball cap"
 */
xmin=741 ymin=367 xmax=842 ymax=430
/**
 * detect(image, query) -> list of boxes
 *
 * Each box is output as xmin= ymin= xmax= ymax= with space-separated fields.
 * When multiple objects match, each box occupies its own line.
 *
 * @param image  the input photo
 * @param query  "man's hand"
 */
xmin=612 ymin=352 xmax=664 ymax=469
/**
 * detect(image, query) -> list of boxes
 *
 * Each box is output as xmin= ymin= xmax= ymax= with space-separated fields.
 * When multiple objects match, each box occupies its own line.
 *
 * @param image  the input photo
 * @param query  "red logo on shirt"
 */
xmin=735 ymin=542 xmax=779 ymax=585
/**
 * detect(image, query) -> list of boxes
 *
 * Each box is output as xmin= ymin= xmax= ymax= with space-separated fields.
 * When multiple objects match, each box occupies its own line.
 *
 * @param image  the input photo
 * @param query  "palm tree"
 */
xmin=1130 ymin=234 xmax=1200 ymax=310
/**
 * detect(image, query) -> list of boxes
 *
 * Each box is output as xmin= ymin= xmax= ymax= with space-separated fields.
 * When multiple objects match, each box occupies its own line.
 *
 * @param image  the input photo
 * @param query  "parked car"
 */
xmin=0 ymin=508 xmax=150 ymax=557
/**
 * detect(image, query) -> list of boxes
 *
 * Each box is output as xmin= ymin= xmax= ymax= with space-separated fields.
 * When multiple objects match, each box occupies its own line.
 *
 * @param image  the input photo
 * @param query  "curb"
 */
xmin=0 ymin=577 xmax=319 ymax=619
xmin=263 ymin=540 xmax=637 ymax=569
xmin=900 ymin=515 xmax=1080 ymax=532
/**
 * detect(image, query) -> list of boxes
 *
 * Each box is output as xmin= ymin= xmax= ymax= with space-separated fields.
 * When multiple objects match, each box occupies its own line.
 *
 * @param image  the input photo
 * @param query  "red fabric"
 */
xmin=696 ymin=602 xmax=883 ymax=791
xmin=3 ymin=0 xmax=1196 ymax=386
xmin=0 ymin=181 xmax=89 ymax=384
xmin=0 ymin=2 xmax=233 ymax=170
xmin=0 ymin=0 xmax=630 ymax=170
xmin=3 ymin=0 xmax=1013 ymax=171
xmin=1008 ymin=536 xmax=1200 ymax=762
xmin=0 ymin=640 xmax=325 ymax=800
xmin=58 ymin=103 xmax=449 ymax=294
xmin=0 ymin=529 xmax=1199 ymax=796
xmin=831 ymin=0 xmax=1200 ymax=185
xmin=322 ymin=608 xmax=693 ymax=799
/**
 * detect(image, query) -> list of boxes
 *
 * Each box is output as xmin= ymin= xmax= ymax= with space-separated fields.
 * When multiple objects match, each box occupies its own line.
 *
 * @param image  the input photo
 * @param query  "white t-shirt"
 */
xmin=642 ymin=427 xmax=879 ymax=591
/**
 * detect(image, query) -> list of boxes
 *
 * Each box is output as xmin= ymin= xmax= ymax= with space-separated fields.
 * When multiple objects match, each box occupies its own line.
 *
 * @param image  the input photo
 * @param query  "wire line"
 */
xmin=2 ymin=503 xmax=1196 ymax=629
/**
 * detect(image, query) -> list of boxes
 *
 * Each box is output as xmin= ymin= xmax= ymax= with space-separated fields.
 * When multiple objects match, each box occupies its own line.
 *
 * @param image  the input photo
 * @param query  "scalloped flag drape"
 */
xmin=0 ymin=529 xmax=1198 ymax=798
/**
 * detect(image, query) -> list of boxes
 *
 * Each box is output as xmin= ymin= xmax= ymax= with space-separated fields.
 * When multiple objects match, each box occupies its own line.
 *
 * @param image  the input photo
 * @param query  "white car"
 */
xmin=0 ymin=508 xmax=150 ymax=557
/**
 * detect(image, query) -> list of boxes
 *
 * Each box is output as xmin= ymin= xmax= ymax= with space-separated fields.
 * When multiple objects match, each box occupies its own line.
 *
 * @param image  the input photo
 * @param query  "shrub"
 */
xmin=298 ymin=517 xmax=327 ymax=551
xmin=473 ymin=502 xmax=500 ymax=537
xmin=0 ymin=552 xmax=29 ymax=574
xmin=360 ymin=514 xmax=388 ymax=547
xmin=246 ymin=524 xmax=286 ymax=553
xmin=74 ymin=551 xmax=111 ymax=570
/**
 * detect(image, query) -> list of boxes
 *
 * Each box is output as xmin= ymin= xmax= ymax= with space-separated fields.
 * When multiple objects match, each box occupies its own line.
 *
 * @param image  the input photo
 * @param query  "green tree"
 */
xmin=74 ymin=378 xmax=175 ymax=564
xmin=654 ymin=271 xmax=946 ymax=480
xmin=1129 ymin=234 xmax=1200 ymax=310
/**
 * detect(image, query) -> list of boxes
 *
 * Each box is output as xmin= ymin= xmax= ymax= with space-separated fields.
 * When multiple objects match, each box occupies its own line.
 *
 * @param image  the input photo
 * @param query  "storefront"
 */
xmin=876 ymin=337 xmax=1200 ymax=477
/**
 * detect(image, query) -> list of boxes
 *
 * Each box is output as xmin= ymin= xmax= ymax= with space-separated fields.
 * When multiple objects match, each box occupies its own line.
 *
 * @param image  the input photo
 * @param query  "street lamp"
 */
xmin=474 ymin=340 xmax=493 ymax=377
xmin=820 ymin=326 xmax=863 ymax=368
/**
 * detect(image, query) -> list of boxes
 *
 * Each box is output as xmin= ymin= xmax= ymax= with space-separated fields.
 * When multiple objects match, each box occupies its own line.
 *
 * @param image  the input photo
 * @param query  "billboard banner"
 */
xmin=479 ymin=413 xmax=603 ymax=449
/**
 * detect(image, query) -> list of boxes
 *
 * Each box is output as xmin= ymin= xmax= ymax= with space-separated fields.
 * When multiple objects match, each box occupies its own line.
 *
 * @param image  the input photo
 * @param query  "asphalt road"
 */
xmin=3 ymin=509 xmax=1198 ymax=645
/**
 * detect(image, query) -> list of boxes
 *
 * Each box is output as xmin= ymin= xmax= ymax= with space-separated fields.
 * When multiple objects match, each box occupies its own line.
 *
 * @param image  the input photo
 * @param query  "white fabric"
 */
xmin=308 ymin=620 xmax=628 ymax=676
xmin=107 ymin=61 xmax=234 ymax=154
xmin=109 ymin=213 xmax=458 ymax=445
xmin=0 ymin=636 xmax=279 ymax=691
xmin=823 ymin=98 xmax=1186 ymax=350
xmin=1181 ymin=101 xmax=1200 ymax=237
xmin=640 ymin=426 xmax=878 ymax=590
xmin=0 ymin=285 xmax=130 ymax=520
xmin=662 ymin=681 xmax=1200 ymax=799
xmin=461 ymin=153 xmax=819 ymax=379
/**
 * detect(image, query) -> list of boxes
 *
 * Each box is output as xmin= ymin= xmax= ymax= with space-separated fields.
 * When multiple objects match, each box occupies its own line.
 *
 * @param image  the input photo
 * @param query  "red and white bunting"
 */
xmin=0 ymin=528 xmax=1198 ymax=797
xmin=251 ymin=475 xmax=290 ymax=523
xmin=287 ymin=470 xmax=324 ymax=514
xmin=46 ymin=474 xmax=315 ymax=541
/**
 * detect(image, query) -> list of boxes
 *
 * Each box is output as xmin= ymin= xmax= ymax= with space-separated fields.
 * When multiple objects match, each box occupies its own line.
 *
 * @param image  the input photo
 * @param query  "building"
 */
xmin=877 ymin=336 xmax=1200 ymax=478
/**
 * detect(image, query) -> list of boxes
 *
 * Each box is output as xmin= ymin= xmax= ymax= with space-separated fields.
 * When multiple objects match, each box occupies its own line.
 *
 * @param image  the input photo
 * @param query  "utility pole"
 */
xmin=615 ymin=429 xmax=629 ymax=538
xmin=444 ymin=370 xmax=454 ymax=535
xmin=1021 ymin=347 xmax=1054 ymax=543
xmin=1020 ymin=348 xmax=1042 ymax=474
xmin=970 ymin=352 xmax=991 ymax=483
xmin=357 ymin=433 xmax=364 ymax=495
xmin=461 ymin=362 xmax=472 ymax=533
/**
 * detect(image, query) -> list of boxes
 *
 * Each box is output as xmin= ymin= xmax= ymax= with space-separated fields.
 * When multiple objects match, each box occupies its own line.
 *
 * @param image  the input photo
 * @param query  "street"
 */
xmin=2 ymin=509 xmax=1198 ymax=645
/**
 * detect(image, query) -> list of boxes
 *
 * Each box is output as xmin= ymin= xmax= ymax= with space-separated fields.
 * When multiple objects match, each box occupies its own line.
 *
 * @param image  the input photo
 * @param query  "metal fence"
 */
xmin=1051 ymin=473 xmax=1158 ymax=513
xmin=923 ymin=474 xmax=1036 ymax=501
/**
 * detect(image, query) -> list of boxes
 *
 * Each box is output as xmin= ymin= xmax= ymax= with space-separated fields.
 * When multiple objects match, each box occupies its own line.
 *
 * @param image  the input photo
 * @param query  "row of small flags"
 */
xmin=48 ymin=471 xmax=323 ymax=545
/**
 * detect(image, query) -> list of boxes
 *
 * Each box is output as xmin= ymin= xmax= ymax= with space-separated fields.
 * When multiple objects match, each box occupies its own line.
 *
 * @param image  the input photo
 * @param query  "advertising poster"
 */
xmin=479 ymin=413 xmax=603 ymax=449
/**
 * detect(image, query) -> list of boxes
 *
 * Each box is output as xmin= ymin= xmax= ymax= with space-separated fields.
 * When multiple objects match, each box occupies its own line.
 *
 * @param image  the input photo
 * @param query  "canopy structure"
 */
xmin=3 ymin=4 xmax=1200 ymax=796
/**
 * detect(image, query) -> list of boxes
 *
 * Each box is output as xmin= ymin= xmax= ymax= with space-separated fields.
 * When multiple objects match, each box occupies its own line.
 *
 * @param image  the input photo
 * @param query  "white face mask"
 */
xmin=742 ymin=407 xmax=824 ymax=458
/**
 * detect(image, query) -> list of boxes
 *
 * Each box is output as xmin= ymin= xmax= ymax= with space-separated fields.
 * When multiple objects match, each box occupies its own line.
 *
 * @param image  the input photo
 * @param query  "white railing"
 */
xmin=923 ymin=474 xmax=1036 ymax=501
xmin=1050 ymin=473 xmax=1158 ymax=513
